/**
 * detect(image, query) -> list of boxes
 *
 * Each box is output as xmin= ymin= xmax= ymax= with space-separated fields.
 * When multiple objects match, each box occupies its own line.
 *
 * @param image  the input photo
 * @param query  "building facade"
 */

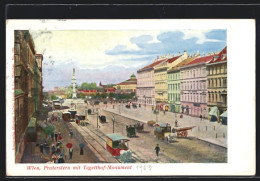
xmin=14 ymin=30 xmax=43 ymax=162
xmin=207 ymin=47 xmax=227 ymax=122
xmin=136 ymin=59 xmax=164 ymax=107
xmin=180 ymin=54 xmax=215 ymax=118
xmin=154 ymin=51 xmax=189 ymax=107
xmin=116 ymin=74 xmax=137 ymax=92
xmin=167 ymin=56 xmax=198 ymax=113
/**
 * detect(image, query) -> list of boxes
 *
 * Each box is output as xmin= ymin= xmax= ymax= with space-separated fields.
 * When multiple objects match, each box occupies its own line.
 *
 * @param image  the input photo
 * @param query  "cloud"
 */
xmin=105 ymin=30 xmax=226 ymax=56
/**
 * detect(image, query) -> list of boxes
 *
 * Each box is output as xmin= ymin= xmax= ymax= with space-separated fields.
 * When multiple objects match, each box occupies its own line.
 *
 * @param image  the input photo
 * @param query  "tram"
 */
xmin=106 ymin=134 xmax=129 ymax=156
xmin=75 ymin=113 xmax=86 ymax=124
xmin=62 ymin=112 xmax=71 ymax=121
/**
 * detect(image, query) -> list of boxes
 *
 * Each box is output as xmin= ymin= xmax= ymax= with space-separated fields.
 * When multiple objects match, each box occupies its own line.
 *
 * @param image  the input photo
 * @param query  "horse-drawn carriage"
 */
xmin=172 ymin=126 xmax=196 ymax=138
xmin=154 ymin=123 xmax=172 ymax=140
xmin=126 ymin=125 xmax=136 ymax=137
xmin=132 ymin=104 xmax=137 ymax=108
xmin=62 ymin=112 xmax=71 ymax=122
xmin=106 ymin=134 xmax=130 ymax=156
xmin=134 ymin=122 xmax=144 ymax=132
xmin=125 ymin=105 xmax=130 ymax=109
xmin=99 ymin=115 xmax=106 ymax=123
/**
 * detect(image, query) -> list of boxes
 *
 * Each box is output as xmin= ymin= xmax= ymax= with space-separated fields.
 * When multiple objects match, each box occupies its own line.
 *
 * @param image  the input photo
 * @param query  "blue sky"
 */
xmin=31 ymin=29 xmax=226 ymax=90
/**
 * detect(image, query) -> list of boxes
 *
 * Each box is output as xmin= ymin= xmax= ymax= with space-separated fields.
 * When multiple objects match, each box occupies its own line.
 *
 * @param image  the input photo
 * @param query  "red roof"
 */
xmin=208 ymin=46 xmax=227 ymax=64
xmin=167 ymin=55 xmax=181 ymax=63
xmin=187 ymin=54 xmax=214 ymax=65
xmin=117 ymin=78 xmax=137 ymax=85
xmin=138 ymin=59 xmax=165 ymax=72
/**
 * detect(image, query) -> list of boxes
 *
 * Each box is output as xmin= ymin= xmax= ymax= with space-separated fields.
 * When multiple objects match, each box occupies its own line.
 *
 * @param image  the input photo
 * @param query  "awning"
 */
xmin=107 ymin=134 xmax=129 ymax=142
xmin=209 ymin=106 xmax=218 ymax=117
xmin=220 ymin=110 xmax=227 ymax=118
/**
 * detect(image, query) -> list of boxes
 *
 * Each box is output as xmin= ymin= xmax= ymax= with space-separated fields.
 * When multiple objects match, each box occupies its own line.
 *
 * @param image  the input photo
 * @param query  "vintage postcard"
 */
xmin=6 ymin=19 xmax=255 ymax=176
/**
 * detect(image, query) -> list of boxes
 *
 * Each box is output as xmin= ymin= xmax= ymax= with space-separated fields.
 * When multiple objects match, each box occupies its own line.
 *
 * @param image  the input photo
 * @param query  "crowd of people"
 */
xmin=39 ymin=113 xmax=74 ymax=163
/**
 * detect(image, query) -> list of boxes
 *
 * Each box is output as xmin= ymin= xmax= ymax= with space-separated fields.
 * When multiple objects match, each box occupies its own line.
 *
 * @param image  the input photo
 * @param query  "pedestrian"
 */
xmin=40 ymin=143 xmax=44 ymax=154
xmin=58 ymin=133 xmax=62 ymax=141
xmin=164 ymin=110 xmax=166 ymax=115
xmin=152 ymin=106 xmax=154 ymax=111
xmin=69 ymin=130 xmax=73 ymax=138
xmin=56 ymin=145 xmax=61 ymax=154
xmin=155 ymin=144 xmax=160 ymax=157
xmin=51 ymin=144 xmax=56 ymax=155
xmin=61 ymin=148 xmax=66 ymax=160
xmin=175 ymin=119 xmax=178 ymax=127
xmin=200 ymin=114 xmax=203 ymax=121
xmin=44 ymin=140 xmax=47 ymax=148
xmin=55 ymin=132 xmax=58 ymax=142
xmin=69 ymin=147 xmax=73 ymax=159
xmin=51 ymin=132 xmax=54 ymax=142
xmin=45 ymin=145 xmax=50 ymax=156
xmin=58 ymin=155 xmax=65 ymax=163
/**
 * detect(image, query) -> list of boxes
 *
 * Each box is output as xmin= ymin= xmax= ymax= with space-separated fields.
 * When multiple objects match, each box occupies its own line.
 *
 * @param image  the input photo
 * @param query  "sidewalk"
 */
xmin=104 ymin=104 xmax=227 ymax=148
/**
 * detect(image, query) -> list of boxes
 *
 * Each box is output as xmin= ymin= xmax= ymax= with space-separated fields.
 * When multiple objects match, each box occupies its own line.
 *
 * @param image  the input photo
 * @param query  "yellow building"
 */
xmin=154 ymin=51 xmax=189 ymax=103
xmin=116 ymin=74 xmax=137 ymax=93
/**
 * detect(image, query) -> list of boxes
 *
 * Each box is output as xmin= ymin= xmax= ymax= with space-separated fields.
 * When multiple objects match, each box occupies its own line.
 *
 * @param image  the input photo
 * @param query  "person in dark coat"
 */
xmin=69 ymin=147 xmax=73 ymax=159
xmin=155 ymin=144 xmax=160 ymax=157
xmin=45 ymin=145 xmax=50 ymax=156
xmin=51 ymin=132 xmax=54 ymax=141
xmin=40 ymin=143 xmax=44 ymax=154
xmin=51 ymin=144 xmax=56 ymax=155
xmin=69 ymin=130 xmax=73 ymax=138
xmin=58 ymin=155 xmax=65 ymax=163
xmin=55 ymin=132 xmax=58 ymax=142
xmin=200 ymin=114 xmax=203 ymax=120
xmin=44 ymin=140 xmax=47 ymax=148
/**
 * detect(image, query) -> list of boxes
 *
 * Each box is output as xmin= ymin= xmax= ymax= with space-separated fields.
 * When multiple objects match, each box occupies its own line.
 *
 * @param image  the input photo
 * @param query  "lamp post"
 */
xmin=112 ymin=116 xmax=115 ymax=133
xmin=143 ymin=95 xmax=146 ymax=110
xmin=96 ymin=109 xmax=99 ymax=128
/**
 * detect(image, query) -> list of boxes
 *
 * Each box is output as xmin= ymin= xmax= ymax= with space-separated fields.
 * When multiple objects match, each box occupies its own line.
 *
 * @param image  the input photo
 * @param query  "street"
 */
xmin=63 ymin=98 xmax=227 ymax=163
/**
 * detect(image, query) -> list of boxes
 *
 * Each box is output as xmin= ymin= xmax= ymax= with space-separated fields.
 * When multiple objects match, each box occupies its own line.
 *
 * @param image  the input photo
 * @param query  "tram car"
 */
xmin=75 ymin=113 xmax=86 ymax=124
xmin=154 ymin=123 xmax=172 ymax=140
xmin=68 ymin=110 xmax=77 ymax=119
xmin=126 ymin=125 xmax=136 ymax=137
xmin=62 ymin=112 xmax=71 ymax=121
xmin=99 ymin=115 xmax=106 ymax=123
xmin=106 ymin=134 xmax=130 ymax=156
xmin=54 ymin=103 xmax=61 ymax=110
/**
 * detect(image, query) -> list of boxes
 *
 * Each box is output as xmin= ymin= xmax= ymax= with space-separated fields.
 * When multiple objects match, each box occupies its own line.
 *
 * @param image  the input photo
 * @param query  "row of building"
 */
xmin=14 ymin=30 xmax=44 ymax=162
xmin=136 ymin=47 xmax=227 ymax=122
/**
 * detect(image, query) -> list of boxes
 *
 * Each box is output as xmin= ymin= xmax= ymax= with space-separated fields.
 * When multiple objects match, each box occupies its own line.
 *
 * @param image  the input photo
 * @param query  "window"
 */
xmin=223 ymin=78 xmax=227 ymax=87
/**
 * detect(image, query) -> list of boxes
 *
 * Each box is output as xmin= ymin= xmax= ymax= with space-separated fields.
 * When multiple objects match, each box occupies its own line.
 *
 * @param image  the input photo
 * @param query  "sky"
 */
xmin=30 ymin=29 xmax=226 ymax=91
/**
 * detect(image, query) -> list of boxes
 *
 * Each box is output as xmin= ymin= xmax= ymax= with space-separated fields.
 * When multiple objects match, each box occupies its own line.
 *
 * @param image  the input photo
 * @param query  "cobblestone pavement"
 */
xmin=73 ymin=100 xmax=227 ymax=163
xmin=104 ymin=103 xmax=227 ymax=148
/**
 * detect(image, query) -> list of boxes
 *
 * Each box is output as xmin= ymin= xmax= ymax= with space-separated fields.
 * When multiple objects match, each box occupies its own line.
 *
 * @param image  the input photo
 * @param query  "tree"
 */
xmin=109 ymin=92 xmax=115 ymax=98
xmin=50 ymin=94 xmax=58 ymax=100
xmin=78 ymin=92 xmax=86 ymax=99
xmin=43 ymin=125 xmax=55 ymax=136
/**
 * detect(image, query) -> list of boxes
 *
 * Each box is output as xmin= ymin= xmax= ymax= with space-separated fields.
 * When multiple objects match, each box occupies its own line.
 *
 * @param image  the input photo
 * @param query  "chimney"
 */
xmin=168 ymin=53 xmax=170 ymax=58
xmin=197 ymin=51 xmax=200 ymax=56
xmin=202 ymin=52 xmax=205 ymax=57
xmin=172 ymin=54 xmax=174 ymax=58
xmin=211 ymin=52 xmax=215 ymax=55
xmin=154 ymin=58 xmax=157 ymax=62
xmin=207 ymin=52 xmax=211 ymax=56
xmin=193 ymin=53 xmax=196 ymax=57
xmin=183 ymin=50 xmax=189 ymax=57
xmin=178 ymin=52 xmax=181 ymax=56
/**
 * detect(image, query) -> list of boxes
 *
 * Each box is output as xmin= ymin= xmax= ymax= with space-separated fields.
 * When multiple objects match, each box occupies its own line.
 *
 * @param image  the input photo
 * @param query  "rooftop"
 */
xmin=167 ymin=55 xmax=181 ymax=63
xmin=186 ymin=54 xmax=215 ymax=66
xmin=138 ymin=59 xmax=165 ymax=72
xmin=168 ymin=56 xmax=199 ymax=72
xmin=208 ymin=46 xmax=227 ymax=64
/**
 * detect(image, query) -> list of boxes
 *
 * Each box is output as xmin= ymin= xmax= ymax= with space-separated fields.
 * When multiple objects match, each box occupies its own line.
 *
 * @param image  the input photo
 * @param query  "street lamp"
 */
xmin=143 ymin=95 xmax=146 ymax=110
xmin=112 ymin=116 xmax=115 ymax=133
xmin=96 ymin=109 xmax=99 ymax=128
